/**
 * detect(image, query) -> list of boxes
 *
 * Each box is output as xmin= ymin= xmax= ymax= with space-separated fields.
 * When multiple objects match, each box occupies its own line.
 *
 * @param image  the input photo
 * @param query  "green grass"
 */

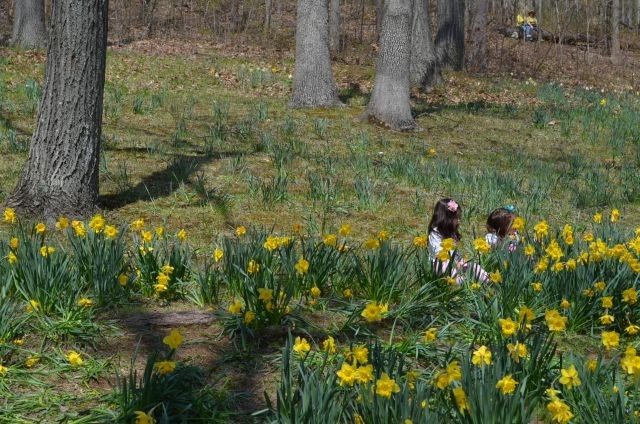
xmin=1 ymin=48 xmax=639 ymax=248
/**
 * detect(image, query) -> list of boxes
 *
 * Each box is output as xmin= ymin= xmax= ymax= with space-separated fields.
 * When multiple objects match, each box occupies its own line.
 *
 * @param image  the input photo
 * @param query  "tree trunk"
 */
xmin=364 ymin=0 xmax=416 ymax=131
xmin=410 ymin=0 xmax=442 ymax=90
xmin=611 ymin=0 xmax=622 ymax=64
xmin=329 ymin=0 xmax=340 ymax=53
xmin=466 ymin=0 xmax=488 ymax=71
xmin=290 ymin=0 xmax=341 ymax=108
xmin=11 ymin=0 xmax=47 ymax=49
xmin=435 ymin=0 xmax=465 ymax=71
xmin=637 ymin=0 xmax=640 ymax=30
xmin=375 ymin=0 xmax=384 ymax=41
xmin=537 ymin=0 xmax=543 ymax=41
xmin=264 ymin=0 xmax=272 ymax=33
xmin=6 ymin=0 xmax=108 ymax=218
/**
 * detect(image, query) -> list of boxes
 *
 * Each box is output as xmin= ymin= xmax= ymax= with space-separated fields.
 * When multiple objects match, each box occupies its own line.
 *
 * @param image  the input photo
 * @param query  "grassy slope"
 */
xmin=0 ymin=37 xmax=639 ymax=421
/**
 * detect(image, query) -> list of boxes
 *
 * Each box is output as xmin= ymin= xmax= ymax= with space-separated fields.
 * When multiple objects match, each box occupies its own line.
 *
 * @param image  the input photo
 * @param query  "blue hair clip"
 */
xmin=504 ymin=205 xmax=516 ymax=212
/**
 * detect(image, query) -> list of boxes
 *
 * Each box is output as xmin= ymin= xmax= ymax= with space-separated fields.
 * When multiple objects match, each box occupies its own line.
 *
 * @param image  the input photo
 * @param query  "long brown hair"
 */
xmin=486 ymin=208 xmax=516 ymax=238
xmin=428 ymin=198 xmax=462 ymax=240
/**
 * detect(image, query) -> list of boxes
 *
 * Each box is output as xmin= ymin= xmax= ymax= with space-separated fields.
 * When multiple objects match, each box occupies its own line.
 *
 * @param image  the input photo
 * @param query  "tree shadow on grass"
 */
xmin=338 ymin=83 xmax=371 ymax=105
xmin=99 ymin=152 xmax=243 ymax=211
xmin=412 ymin=100 xmax=522 ymax=119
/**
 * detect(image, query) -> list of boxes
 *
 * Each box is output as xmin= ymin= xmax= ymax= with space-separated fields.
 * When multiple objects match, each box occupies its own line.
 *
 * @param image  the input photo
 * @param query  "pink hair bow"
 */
xmin=447 ymin=200 xmax=458 ymax=212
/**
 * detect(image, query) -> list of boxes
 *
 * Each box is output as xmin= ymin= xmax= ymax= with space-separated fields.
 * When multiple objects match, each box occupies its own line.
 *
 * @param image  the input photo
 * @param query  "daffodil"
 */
xmin=293 ymin=337 xmax=311 ymax=354
xmin=336 ymin=362 xmax=356 ymax=386
xmin=323 ymin=234 xmax=337 ymax=247
xmin=507 ymin=342 xmax=528 ymax=362
xmin=474 ymin=238 xmax=490 ymax=254
xmin=243 ymin=310 xmax=255 ymax=325
xmin=559 ymin=365 xmax=581 ymax=389
xmin=66 ymin=351 xmax=83 ymax=366
xmin=375 ymin=372 xmax=400 ymax=398
xmin=154 ymin=360 xmax=176 ymax=375
xmin=423 ymin=328 xmax=437 ymax=342
xmin=622 ymin=288 xmax=638 ymax=305
xmin=322 ymin=336 xmax=336 ymax=353
xmin=472 ymin=345 xmax=492 ymax=366
xmin=247 ymin=260 xmax=260 ymax=274
xmin=294 ymin=257 xmax=309 ymax=275
xmin=499 ymin=317 xmax=517 ymax=336
xmin=88 ymin=214 xmax=105 ymax=232
xmin=452 ymin=386 xmax=469 ymax=414
xmin=547 ymin=399 xmax=574 ymax=423
xmin=4 ymin=208 xmax=16 ymax=224
xmin=496 ymin=374 xmax=518 ymax=394
xmin=601 ymin=331 xmax=620 ymax=350
xmin=257 ymin=288 xmax=273 ymax=302
xmin=413 ymin=235 xmax=428 ymax=248
xmin=134 ymin=410 xmax=155 ymax=424
xmin=163 ymin=329 xmax=183 ymax=349
xmin=213 ymin=248 xmax=224 ymax=262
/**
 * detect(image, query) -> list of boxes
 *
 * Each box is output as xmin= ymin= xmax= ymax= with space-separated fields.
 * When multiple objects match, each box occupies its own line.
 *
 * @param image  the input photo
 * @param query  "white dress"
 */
xmin=428 ymin=228 xmax=460 ymax=261
xmin=485 ymin=233 xmax=499 ymax=247
xmin=486 ymin=232 xmax=520 ymax=251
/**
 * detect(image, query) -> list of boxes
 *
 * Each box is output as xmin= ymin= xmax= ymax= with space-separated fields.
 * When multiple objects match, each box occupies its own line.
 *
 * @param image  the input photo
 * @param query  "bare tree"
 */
xmin=11 ymin=0 xmax=47 ymax=48
xmin=329 ymin=0 xmax=341 ymax=53
xmin=264 ymin=0 xmax=272 ymax=33
xmin=411 ymin=0 xmax=442 ymax=90
xmin=467 ymin=0 xmax=488 ymax=71
xmin=435 ymin=0 xmax=465 ymax=71
xmin=611 ymin=0 xmax=622 ymax=64
xmin=7 ymin=0 xmax=108 ymax=218
xmin=290 ymin=0 xmax=341 ymax=108
xmin=364 ymin=0 xmax=416 ymax=131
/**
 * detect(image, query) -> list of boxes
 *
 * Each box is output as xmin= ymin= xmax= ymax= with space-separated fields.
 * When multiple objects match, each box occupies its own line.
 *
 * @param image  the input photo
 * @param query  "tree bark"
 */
xmin=6 ymin=0 xmax=108 ymax=218
xmin=435 ymin=0 xmax=465 ymax=71
xmin=11 ymin=0 xmax=47 ymax=49
xmin=466 ymin=0 xmax=488 ymax=71
xmin=290 ymin=0 xmax=341 ymax=108
xmin=410 ymin=0 xmax=442 ymax=90
xmin=611 ymin=0 xmax=622 ymax=64
xmin=329 ymin=0 xmax=341 ymax=53
xmin=364 ymin=0 xmax=416 ymax=131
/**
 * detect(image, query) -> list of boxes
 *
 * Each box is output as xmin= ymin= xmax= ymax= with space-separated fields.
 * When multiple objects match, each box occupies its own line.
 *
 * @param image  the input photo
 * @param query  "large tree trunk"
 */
xmin=611 ymin=0 xmax=622 ymax=64
xmin=11 ymin=0 xmax=47 ymax=49
xmin=466 ymin=0 xmax=488 ymax=71
xmin=6 ymin=0 xmax=108 ymax=218
xmin=290 ymin=0 xmax=341 ymax=108
xmin=364 ymin=0 xmax=416 ymax=131
xmin=435 ymin=0 xmax=465 ymax=71
xmin=329 ymin=0 xmax=341 ymax=53
xmin=410 ymin=0 xmax=442 ymax=90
